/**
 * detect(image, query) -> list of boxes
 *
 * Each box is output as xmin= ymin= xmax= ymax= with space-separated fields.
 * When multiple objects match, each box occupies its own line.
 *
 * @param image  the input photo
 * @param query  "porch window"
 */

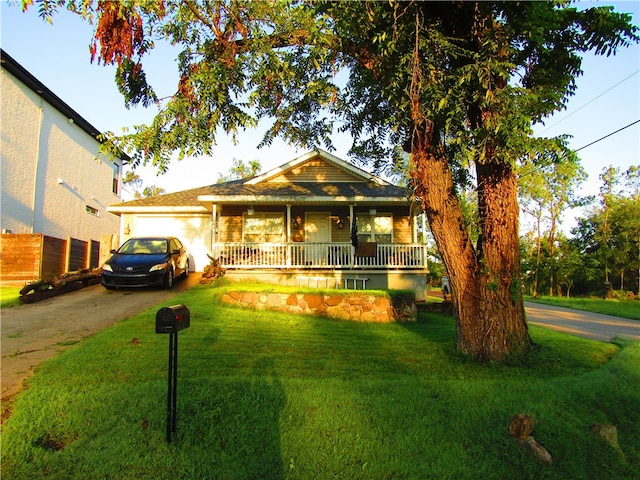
xmin=242 ymin=213 xmax=284 ymax=242
xmin=357 ymin=213 xmax=392 ymax=243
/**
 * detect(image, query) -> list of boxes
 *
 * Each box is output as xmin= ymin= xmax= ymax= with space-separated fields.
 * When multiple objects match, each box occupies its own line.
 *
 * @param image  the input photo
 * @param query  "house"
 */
xmin=1 ymin=49 xmax=126 ymax=242
xmin=107 ymin=150 xmax=429 ymax=298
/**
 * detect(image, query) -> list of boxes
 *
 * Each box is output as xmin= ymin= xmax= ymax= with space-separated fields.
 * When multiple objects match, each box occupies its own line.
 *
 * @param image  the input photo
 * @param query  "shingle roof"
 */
xmin=109 ymin=179 xmax=408 ymax=211
xmin=107 ymin=151 xmax=409 ymax=214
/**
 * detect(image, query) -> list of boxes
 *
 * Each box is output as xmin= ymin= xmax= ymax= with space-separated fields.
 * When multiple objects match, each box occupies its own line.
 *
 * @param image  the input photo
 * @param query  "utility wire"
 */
xmin=519 ymin=119 xmax=639 ymax=178
xmin=575 ymin=119 xmax=640 ymax=152
xmin=540 ymin=69 xmax=640 ymax=134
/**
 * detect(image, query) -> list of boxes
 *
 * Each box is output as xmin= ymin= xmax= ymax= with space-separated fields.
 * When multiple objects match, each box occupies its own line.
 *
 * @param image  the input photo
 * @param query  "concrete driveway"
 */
xmin=1 ymin=273 xmax=201 ymax=403
xmin=525 ymin=301 xmax=640 ymax=342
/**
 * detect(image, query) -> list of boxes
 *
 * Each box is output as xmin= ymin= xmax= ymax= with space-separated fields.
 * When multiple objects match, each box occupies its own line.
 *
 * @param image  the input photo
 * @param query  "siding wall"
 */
xmin=267 ymin=160 xmax=355 ymax=183
xmin=1 ymin=65 xmax=122 ymax=241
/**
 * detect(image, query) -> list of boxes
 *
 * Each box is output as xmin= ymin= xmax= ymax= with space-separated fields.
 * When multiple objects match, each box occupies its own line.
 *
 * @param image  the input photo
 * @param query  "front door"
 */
xmin=305 ymin=213 xmax=331 ymax=243
xmin=304 ymin=213 xmax=331 ymax=266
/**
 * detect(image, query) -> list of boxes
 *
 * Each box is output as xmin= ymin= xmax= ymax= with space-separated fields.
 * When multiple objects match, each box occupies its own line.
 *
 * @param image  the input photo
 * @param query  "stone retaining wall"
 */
xmin=219 ymin=291 xmax=417 ymax=322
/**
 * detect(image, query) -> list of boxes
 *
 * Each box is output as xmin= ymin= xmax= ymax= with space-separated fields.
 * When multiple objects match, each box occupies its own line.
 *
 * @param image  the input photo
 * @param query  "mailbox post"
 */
xmin=156 ymin=304 xmax=190 ymax=443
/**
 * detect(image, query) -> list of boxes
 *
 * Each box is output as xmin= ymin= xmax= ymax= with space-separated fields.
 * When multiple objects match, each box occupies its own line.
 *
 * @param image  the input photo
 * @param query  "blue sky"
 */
xmin=2 ymin=1 xmax=638 ymax=233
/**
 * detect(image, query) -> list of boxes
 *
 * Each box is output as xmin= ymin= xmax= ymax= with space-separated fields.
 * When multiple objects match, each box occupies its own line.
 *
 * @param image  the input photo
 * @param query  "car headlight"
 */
xmin=102 ymin=264 xmax=113 ymax=272
xmin=149 ymin=262 xmax=168 ymax=272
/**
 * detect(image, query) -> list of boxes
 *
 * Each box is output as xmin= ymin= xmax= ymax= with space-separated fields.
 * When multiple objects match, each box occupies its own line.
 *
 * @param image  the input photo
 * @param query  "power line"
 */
xmin=575 ymin=119 xmax=640 ymax=152
xmin=519 ymin=119 xmax=639 ymax=179
xmin=540 ymin=69 xmax=640 ymax=134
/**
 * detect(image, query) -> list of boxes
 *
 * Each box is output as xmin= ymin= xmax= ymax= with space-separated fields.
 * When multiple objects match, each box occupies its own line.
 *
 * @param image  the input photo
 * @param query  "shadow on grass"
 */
xmin=178 ymin=357 xmax=287 ymax=479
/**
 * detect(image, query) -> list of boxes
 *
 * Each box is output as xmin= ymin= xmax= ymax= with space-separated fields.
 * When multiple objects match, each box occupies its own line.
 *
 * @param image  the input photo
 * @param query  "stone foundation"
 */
xmin=219 ymin=291 xmax=417 ymax=322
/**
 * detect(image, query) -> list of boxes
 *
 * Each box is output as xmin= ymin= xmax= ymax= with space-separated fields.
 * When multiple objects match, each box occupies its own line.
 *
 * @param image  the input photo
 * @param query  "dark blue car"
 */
xmin=101 ymin=237 xmax=189 ymax=290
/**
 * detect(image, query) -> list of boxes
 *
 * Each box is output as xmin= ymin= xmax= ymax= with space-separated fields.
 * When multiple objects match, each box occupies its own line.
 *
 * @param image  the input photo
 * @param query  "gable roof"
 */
xmin=246 ymin=149 xmax=392 ymax=186
xmin=107 ymin=150 xmax=408 ymax=214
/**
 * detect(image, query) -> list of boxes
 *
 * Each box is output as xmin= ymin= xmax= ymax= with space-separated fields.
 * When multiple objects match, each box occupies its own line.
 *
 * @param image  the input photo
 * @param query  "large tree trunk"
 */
xmin=411 ymin=126 xmax=531 ymax=362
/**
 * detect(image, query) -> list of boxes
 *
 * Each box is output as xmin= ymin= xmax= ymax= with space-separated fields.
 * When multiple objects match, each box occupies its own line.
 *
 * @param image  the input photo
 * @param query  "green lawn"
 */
xmin=2 ymin=284 xmax=639 ymax=479
xmin=0 ymin=285 xmax=22 ymax=308
xmin=525 ymin=295 xmax=640 ymax=321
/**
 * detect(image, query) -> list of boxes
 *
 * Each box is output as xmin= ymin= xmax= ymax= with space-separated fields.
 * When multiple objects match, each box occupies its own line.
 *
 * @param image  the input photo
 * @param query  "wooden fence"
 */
xmin=0 ymin=233 xmax=119 ymax=282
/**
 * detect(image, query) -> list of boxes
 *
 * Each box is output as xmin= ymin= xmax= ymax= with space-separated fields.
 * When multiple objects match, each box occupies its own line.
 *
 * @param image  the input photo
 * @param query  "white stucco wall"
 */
xmin=1 ymin=67 xmax=122 ymax=241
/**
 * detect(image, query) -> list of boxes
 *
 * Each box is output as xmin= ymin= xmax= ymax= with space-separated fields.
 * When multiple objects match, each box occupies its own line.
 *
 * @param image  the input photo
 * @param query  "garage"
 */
xmin=134 ymin=215 xmax=212 ymax=271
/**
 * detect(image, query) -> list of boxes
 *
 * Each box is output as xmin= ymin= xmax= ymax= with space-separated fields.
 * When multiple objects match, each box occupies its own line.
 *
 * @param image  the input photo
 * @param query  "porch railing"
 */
xmin=210 ymin=242 xmax=427 ymax=269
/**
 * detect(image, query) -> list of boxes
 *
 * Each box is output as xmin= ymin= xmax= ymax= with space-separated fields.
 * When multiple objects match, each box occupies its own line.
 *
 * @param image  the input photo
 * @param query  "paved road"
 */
xmin=525 ymin=301 xmax=640 ymax=342
xmin=1 ymin=274 xmax=201 ymax=402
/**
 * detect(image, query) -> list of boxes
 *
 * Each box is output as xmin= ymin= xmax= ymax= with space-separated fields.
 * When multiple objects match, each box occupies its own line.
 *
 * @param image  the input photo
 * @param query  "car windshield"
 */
xmin=118 ymin=239 xmax=168 ymax=255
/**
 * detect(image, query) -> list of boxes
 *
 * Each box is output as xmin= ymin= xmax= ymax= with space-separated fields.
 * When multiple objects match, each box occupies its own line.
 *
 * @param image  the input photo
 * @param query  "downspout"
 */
xmin=31 ymin=95 xmax=45 ymax=233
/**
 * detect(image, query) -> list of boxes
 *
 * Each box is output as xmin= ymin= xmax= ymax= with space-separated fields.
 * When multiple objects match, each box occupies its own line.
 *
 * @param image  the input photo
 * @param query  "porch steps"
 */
xmin=296 ymin=276 xmax=369 ymax=290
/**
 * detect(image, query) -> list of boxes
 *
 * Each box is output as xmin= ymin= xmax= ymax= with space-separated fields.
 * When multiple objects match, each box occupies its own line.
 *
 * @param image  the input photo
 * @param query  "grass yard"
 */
xmin=526 ymin=295 xmax=640 ymax=321
xmin=2 ymin=284 xmax=639 ymax=479
xmin=0 ymin=285 xmax=22 ymax=308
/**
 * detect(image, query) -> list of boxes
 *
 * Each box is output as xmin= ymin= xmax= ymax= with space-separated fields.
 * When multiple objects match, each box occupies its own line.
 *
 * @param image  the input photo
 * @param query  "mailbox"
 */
xmin=156 ymin=305 xmax=190 ymax=334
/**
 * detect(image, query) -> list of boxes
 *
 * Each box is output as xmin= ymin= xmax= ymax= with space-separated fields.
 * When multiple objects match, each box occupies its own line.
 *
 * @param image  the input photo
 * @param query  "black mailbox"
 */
xmin=156 ymin=305 xmax=190 ymax=334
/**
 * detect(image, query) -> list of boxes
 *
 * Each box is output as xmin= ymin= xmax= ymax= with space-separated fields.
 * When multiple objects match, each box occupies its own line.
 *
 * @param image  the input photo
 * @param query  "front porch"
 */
xmin=211 ymin=242 xmax=428 ymax=270
xmin=211 ymin=241 xmax=429 ymax=298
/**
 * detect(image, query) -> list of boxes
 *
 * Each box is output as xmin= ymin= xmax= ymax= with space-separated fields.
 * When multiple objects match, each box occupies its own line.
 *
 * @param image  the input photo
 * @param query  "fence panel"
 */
xmin=68 ymin=238 xmax=88 ymax=271
xmin=89 ymin=240 xmax=101 ymax=268
xmin=0 ymin=234 xmax=43 ymax=280
xmin=40 ymin=236 xmax=66 ymax=280
xmin=1 ymin=233 xmax=103 ymax=281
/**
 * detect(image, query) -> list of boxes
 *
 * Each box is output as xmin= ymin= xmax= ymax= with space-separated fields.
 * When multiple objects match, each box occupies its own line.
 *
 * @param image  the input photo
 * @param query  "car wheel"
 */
xmin=164 ymin=268 xmax=174 ymax=289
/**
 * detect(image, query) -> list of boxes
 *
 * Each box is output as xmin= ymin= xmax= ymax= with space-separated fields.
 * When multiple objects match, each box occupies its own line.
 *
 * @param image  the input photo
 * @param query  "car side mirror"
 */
xmin=172 ymin=249 xmax=181 ymax=255
xmin=110 ymin=249 xmax=117 ymax=254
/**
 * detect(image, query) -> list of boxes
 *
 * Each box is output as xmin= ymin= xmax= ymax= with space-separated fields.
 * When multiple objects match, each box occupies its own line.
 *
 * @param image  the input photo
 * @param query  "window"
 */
xmin=242 ymin=213 xmax=284 ymax=242
xmin=112 ymin=163 xmax=120 ymax=195
xmin=170 ymin=239 xmax=182 ymax=252
xmin=85 ymin=205 xmax=100 ymax=217
xmin=356 ymin=213 xmax=392 ymax=243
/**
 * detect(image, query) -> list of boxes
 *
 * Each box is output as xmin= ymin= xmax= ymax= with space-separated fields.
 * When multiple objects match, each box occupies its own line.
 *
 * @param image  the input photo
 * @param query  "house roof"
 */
xmin=107 ymin=150 xmax=409 ymax=214
xmin=1 ymin=49 xmax=130 ymax=162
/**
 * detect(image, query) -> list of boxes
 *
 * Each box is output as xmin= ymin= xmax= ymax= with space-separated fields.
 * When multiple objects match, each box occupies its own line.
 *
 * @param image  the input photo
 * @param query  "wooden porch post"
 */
xmin=286 ymin=204 xmax=292 ymax=267
xmin=422 ymin=213 xmax=428 ymax=270
xmin=349 ymin=204 xmax=355 ymax=269
xmin=212 ymin=204 xmax=218 ymax=244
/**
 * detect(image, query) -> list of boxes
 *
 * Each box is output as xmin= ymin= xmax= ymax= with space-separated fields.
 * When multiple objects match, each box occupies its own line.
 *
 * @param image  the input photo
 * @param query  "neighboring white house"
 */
xmin=1 ymin=49 xmax=127 ymax=241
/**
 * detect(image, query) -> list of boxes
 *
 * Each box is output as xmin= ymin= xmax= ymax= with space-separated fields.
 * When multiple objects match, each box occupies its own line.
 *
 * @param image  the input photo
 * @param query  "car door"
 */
xmin=170 ymin=238 xmax=188 ymax=275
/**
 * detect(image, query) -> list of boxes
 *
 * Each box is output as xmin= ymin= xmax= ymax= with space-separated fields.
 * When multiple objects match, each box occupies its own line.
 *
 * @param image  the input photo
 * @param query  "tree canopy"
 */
xmin=25 ymin=0 xmax=638 ymax=361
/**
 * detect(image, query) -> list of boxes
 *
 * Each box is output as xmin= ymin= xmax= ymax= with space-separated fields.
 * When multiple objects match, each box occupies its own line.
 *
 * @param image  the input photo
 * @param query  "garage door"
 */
xmin=135 ymin=215 xmax=211 ymax=272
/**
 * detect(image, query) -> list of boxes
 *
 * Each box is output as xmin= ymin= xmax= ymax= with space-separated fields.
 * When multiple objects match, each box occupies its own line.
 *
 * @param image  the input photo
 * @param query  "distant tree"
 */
xmin=139 ymin=185 xmax=166 ymax=198
xmin=27 ymin=0 xmax=638 ymax=361
xmin=519 ymin=139 xmax=588 ymax=296
xmin=572 ymin=165 xmax=640 ymax=295
xmin=217 ymin=158 xmax=262 ymax=183
xmin=608 ymin=194 xmax=640 ymax=293
xmin=597 ymin=166 xmax=618 ymax=283
xmin=122 ymin=170 xmax=143 ymax=193
xmin=555 ymin=235 xmax=583 ymax=297
xmin=123 ymin=170 xmax=165 ymax=199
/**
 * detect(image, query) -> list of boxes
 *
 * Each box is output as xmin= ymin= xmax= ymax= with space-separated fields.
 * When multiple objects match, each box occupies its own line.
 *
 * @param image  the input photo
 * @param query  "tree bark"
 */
xmin=411 ymin=125 xmax=531 ymax=361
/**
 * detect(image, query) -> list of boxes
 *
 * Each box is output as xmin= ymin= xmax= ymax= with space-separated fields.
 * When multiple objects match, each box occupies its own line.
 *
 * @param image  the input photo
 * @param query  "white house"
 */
xmin=1 ymin=49 xmax=127 ymax=241
xmin=107 ymin=149 xmax=430 ymax=297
